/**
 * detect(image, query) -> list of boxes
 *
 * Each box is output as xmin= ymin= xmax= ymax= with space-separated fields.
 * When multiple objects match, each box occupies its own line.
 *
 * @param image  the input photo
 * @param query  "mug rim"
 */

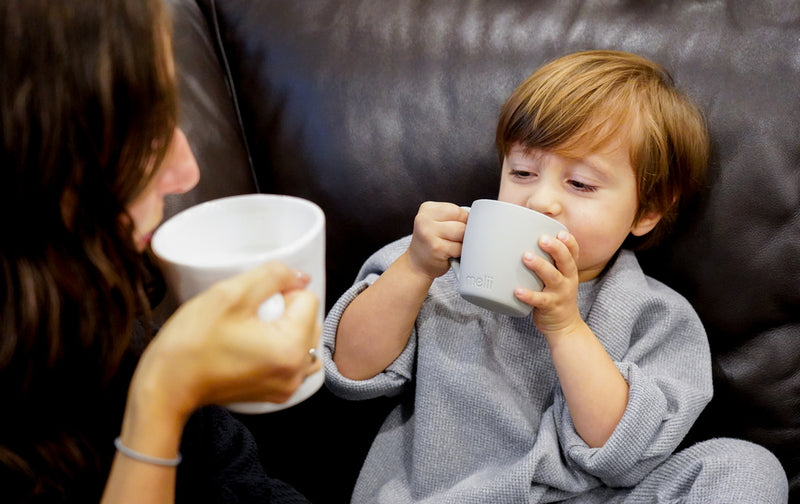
xmin=471 ymin=199 xmax=567 ymax=231
xmin=151 ymin=193 xmax=325 ymax=269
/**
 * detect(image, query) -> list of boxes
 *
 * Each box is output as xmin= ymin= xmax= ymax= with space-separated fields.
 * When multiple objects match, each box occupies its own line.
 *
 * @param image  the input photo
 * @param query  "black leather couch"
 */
xmin=164 ymin=0 xmax=800 ymax=502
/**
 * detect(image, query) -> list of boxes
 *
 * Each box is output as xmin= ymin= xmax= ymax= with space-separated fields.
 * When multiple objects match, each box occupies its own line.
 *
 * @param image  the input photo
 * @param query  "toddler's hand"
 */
xmin=515 ymin=231 xmax=583 ymax=339
xmin=406 ymin=201 xmax=468 ymax=280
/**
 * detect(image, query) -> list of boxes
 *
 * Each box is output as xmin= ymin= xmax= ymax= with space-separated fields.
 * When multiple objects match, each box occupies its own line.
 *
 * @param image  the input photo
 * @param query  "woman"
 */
xmin=0 ymin=0 xmax=320 ymax=501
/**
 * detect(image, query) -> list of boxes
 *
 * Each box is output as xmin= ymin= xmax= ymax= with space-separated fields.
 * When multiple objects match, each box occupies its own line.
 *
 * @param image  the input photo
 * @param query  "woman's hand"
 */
xmin=141 ymin=261 xmax=321 ymax=421
xmin=406 ymin=201 xmax=469 ymax=280
xmin=124 ymin=262 xmax=320 ymax=442
xmin=105 ymin=261 xmax=320 ymax=503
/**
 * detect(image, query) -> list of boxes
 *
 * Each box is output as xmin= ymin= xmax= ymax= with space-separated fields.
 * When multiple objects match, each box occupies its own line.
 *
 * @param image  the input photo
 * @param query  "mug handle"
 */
xmin=257 ymin=293 xmax=285 ymax=322
xmin=449 ymin=256 xmax=461 ymax=279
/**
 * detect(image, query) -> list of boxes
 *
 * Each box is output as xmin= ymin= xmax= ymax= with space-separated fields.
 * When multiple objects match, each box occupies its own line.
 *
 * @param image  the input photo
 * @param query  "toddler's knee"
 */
xmin=703 ymin=438 xmax=782 ymax=472
xmin=691 ymin=438 xmax=788 ymax=502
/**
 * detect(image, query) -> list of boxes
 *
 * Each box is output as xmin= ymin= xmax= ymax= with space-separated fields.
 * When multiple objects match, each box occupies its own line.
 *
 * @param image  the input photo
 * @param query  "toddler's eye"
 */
xmin=569 ymin=180 xmax=598 ymax=192
xmin=509 ymin=169 xmax=533 ymax=179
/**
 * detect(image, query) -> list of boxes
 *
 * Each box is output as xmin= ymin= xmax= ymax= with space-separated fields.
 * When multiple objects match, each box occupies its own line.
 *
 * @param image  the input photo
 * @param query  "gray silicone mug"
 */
xmin=450 ymin=199 xmax=567 ymax=317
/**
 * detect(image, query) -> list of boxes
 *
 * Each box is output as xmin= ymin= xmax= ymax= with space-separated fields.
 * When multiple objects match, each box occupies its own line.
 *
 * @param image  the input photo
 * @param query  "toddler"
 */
xmin=323 ymin=50 xmax=787 ymax=503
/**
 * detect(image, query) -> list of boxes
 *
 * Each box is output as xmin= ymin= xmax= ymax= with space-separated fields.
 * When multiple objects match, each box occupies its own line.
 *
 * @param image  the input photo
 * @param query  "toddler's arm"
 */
xmin=516 ymin=233 xmax=628 ymax=448
xmin=333 ymin=202 xmax=468 ymax=380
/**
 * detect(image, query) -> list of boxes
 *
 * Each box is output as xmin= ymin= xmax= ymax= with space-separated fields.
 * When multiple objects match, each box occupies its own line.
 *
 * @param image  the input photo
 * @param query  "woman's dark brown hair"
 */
xmin=0 ymin=0 xmax=177 ymax=498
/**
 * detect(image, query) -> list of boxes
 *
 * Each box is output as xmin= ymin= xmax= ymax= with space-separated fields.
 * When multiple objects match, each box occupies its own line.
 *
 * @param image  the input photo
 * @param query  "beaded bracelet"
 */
xmin=114 ymin=437 xmax=182 ymax=467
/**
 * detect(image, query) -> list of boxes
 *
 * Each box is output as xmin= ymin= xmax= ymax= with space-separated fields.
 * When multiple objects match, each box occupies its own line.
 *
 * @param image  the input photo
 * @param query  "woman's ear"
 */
xmin=630 ymin=210 xmax=663 ymax=237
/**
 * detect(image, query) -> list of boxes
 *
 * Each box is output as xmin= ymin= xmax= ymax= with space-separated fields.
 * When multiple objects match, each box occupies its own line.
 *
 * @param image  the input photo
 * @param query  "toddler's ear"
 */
xmin=630 ymin=211 xmax=663 ymax=237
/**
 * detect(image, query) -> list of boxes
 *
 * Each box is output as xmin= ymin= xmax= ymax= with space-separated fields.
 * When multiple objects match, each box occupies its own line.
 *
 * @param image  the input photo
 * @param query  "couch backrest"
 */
xmin=168 ymin=0 xmax=800 ymax=500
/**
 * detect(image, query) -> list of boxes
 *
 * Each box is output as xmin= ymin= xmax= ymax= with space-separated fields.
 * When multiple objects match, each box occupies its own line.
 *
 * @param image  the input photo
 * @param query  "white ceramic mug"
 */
xmin=451 ymin=199 xmax=567 ymax=317
xmin=151 ymin=193 xmax=325 ymax=413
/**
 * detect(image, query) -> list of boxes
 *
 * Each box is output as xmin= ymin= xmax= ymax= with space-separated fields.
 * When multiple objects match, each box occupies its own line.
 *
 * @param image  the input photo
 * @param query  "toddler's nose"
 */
xmin=525 ymin=188 xmax=562 ymax=217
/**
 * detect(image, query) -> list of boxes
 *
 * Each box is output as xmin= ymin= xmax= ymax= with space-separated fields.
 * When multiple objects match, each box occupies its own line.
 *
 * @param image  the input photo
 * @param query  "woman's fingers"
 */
xmin=269 ymin=289 xmax=322 ymax=363
xmin=149 ymin=261 xmax=322 ymax=409
xmin=218 ymin=261 xmax=311 ymax=316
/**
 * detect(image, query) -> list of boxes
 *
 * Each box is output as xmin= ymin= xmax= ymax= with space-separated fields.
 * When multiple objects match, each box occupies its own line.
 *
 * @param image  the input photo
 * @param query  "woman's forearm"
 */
xmin=101 ymin=358 xmax=187 ymax=504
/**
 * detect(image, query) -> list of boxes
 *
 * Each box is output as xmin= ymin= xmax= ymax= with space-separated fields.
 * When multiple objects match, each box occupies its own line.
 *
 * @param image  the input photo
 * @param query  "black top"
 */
xmin=1 ymin=404 xmax=310 ymax=503
xmin=178 ymin=406 xmax=311 ymax=504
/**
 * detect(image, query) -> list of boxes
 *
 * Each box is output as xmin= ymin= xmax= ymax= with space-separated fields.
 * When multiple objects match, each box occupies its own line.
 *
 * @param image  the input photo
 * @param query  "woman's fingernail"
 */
xmin=540 ymin=235 xmax=551 ymax=246
xmin=557 ymin=230 xmax=569 ymax=241
xmin=523 ymin=251 xmax=535 ymax=262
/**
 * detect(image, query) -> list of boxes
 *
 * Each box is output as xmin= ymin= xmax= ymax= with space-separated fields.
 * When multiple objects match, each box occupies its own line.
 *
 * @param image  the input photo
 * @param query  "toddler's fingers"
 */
xmin=556 ymin=230 xmax=580 ymax=261
xmin=418 ymin=201 xmax=464 ymax=220
xmin=437 ymin=220 xmax=467 ymax=244
xmin=522 ymin=250 xmax=560 ymax=288
xmin=514 ymin=286 xmax=543 ymax=308
xmin=539 ymin=234 xmax=578 ymax=280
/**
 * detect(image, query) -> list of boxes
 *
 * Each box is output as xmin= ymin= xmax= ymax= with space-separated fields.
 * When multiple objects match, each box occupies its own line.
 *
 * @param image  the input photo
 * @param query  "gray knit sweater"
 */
xmin=323 ymin=236 xmax=713 ymax=503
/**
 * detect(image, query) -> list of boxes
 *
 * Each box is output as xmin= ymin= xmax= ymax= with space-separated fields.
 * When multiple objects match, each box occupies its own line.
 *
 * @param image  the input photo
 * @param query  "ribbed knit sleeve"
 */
xmin=555 ymin=251 xmax=713 ymax=487
xmin=323 ymin=237 xmax=417 ymax=401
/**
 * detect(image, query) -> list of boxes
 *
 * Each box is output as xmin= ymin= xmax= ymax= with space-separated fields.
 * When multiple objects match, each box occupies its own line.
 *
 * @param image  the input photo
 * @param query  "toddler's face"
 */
xmin=497 ymin=142 xmax=660 ymax=281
